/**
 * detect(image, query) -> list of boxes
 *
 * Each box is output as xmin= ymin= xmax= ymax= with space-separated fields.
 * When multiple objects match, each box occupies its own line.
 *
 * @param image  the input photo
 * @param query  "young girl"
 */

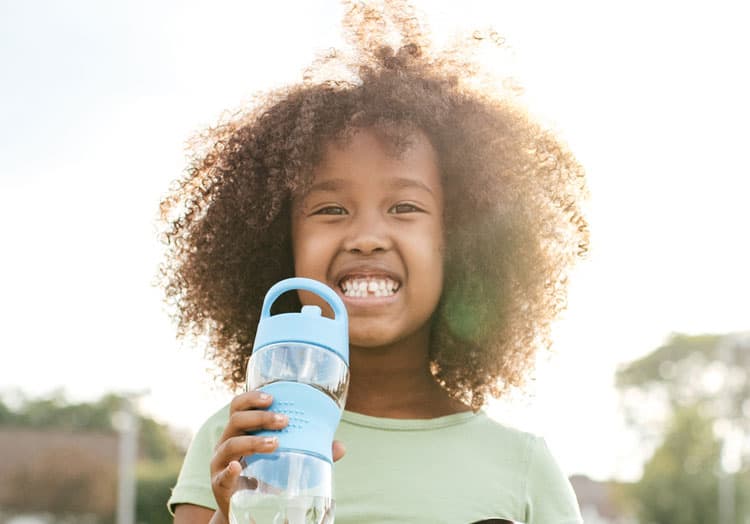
xmin=161 ymin=1 xmax=588 ymax=522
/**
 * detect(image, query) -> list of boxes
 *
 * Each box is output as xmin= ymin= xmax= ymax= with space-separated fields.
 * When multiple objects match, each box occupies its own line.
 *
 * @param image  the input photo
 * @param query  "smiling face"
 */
xmin=291 ymin=128 xmax=445 ymax=349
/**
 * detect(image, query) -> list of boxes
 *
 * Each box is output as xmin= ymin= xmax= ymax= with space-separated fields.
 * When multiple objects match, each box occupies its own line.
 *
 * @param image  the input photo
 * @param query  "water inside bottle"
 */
xmin=229 ymin=490 xmax=334 ymax=524
xmin=246 ymin=343 xmax=349 ymax=407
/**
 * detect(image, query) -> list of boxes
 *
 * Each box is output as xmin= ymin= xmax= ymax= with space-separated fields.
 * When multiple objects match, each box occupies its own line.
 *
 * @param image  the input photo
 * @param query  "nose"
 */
xmin=342 ymin=210 xmax=393 ymax=255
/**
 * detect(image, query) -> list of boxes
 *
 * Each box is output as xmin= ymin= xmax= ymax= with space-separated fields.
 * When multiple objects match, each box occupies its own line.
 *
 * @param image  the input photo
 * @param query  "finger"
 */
xmin=212 ymin=435 xmax=279 ymax=472
xmin=230 ymin=390 xmax=274 ymax=413
xmin=220 ymin=410 xmax=288 ymax=443
xmin=231 ymin=410 xmax=288 ymax=431
xmin=332 ymin=440 xmax=346 ymax=462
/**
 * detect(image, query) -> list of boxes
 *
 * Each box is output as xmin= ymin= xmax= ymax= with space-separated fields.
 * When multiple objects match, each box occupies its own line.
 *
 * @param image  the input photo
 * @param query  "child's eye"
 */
xmin=312 ymin=205 xmax=347 ymax=215
xmin=389 ymin=202 xmax=422 ymax=214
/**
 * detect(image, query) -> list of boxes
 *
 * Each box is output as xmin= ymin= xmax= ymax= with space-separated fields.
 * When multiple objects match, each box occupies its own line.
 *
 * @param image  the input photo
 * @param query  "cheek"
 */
xmin=410 ymin=225 xmax=445 ymax=294
xmin=430 ymin=226 xmax=446 ymax=298
xmin=292 ymin=227 xmax=336 ymax=282
xmin=292 ymin=231 xmax=337 ymax=318
xmin=426 ymin=222 xmax=446 ymax=269
xmin=292 ymin=238 xmax=320 ymax=276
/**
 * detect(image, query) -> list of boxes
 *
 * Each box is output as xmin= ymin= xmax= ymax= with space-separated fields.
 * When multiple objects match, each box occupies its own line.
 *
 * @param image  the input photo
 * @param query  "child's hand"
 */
xmin=209 ymin=391 xmax=346 ymax=522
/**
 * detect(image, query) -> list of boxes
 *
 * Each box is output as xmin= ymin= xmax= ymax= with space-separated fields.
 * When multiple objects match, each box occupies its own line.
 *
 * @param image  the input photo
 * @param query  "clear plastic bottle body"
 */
xmin=229 ymin=491 xmax=334 ymax=524
xmin=231 ymin=452 xmax=334 ymax=524
xmin=230 ymin=342 xmax=349 ymax=523
xmin=245 ymin=343 xmax=349 ymax=407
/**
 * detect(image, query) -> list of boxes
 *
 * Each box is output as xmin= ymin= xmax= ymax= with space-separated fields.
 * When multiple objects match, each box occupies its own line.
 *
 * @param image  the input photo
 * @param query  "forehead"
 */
xmin=308 ymin=128 xmax=442 ymax=194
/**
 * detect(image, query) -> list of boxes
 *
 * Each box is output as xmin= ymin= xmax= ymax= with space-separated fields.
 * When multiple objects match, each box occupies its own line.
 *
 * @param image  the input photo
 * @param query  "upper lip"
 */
xmin=333 ymin=264 xmax=403 ymax=289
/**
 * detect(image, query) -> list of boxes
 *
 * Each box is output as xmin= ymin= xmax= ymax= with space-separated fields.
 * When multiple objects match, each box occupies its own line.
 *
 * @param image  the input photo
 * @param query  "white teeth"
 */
xmin=340 ymin=277 xmax=400 ymax=298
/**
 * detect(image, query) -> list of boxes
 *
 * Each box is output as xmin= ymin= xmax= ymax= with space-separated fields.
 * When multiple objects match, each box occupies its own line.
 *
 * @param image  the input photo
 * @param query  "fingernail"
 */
xmin=259 ymin=393 xmax=271 ymax=401
xmin=264 ymin=437 xmax=277 ymax=446
xmin=274 ymin=414 xmax=287 ymax=423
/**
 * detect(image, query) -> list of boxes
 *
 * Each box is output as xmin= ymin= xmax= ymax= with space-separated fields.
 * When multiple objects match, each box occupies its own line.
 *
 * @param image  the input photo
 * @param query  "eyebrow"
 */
xmin=307 ymin=177 xmax=435 ymax=195
xmin=307 ymin=178 xmax=347 ymax=193
xmin=391 ymin=177 xmax=435 ymax=195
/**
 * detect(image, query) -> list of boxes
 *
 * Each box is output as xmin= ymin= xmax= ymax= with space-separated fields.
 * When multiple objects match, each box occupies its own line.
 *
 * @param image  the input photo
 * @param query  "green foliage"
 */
xmin=139 ymin=414 xmax=185 ymax=463
xmin=0 ymin=391 xmax=120 ymax=431
xmin=616 ymin=332 xmax=750 ymax=523
xmin=616 ymin=332 xmax=750 ymax=441
xmin=736 ymin=471 xmax=750 ymax=523
xmin=136 ymin=460 xmax=183 ymax=524
xmin=630 ymin=405 xmax=721 ymax=523
xmin=629 ymin=404 xmax=750 ymax=524
xmin=616 ymin=333 xmax=723 ymax=388
xmin=0 ymin=391 xmax=185 ymax=462
xmin=0 ymin=399 xmax=16 ymax=424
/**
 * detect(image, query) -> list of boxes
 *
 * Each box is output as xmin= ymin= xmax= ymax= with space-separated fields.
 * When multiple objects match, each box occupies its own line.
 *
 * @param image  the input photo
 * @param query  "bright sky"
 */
xmin=1 ymin=0 xmax=748 ymax=483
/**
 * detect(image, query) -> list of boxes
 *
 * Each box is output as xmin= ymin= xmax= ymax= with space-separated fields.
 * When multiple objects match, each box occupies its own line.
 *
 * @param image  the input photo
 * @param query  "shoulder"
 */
xmin=466 ymin=411 xmax=539 ymax=459
xmin=201 ymin=403 xmax=231 ymax=433
xmin=471 ymin=414 xmax=582 ymax=522
xmin=470 ymin=416 xmax=566 ymax=484
xmin=464 ymin=413 xmax=576 ymax=494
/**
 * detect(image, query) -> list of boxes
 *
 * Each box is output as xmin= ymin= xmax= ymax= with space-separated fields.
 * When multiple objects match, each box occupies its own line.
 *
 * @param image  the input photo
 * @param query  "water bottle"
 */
xmin=229 ymin=277 xmax=350 ymax=524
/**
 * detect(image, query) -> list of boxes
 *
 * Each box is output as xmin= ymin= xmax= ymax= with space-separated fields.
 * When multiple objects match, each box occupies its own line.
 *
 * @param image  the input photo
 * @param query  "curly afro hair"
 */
xmin=158 ymin=0 xmax=589 ymax=411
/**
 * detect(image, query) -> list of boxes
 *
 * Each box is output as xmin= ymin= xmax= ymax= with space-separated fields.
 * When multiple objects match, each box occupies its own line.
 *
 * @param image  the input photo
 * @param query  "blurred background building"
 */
xmin=0 ymin=394 xmax=184 ymax=524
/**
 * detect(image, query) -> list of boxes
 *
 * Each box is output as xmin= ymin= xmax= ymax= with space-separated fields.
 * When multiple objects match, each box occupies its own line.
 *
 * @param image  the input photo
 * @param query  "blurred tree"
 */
xmin=0 ymin=391 xmax=186 ymax=524
xmin=630 ymin=404 xmax=720 ymax=523
xmin=628 ymin=404 xmax=750 ymax=524
xmin=136 ymin=460 xmax=184 ymax=524
xmin=616 ymin=332 xmax=749 ymax=454
xmin=139 ymin=415 xmax=186 ymax=463
xmin=616 ymin=332 xmax=750 ymax=524
xmin=0 ymin=391 xmax=185 ymax=462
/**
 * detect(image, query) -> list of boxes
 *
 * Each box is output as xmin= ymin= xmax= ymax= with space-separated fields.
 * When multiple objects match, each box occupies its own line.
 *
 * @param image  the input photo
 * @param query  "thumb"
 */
xmin=332 ymin=440 xmax=346 ymax=462
xmin=215 ymin=460 xmax=241 ymax=494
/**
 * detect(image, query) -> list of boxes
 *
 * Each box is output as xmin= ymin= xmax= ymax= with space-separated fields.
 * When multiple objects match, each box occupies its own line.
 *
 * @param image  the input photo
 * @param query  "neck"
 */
xmin=343 ymin=327 xmax=470 ymax=419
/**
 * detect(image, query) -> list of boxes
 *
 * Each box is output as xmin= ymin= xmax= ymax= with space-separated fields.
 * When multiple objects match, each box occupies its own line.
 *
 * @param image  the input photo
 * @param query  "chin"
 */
xmin=348 ymin=328 xmax=399 ymax=349
xmin=349 ymin=336 xmax=393 ymax=350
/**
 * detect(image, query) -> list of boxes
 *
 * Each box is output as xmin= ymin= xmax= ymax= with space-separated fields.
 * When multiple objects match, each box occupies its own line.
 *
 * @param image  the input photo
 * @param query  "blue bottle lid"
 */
xmin=253 ymin=278 xmax=349 ymax=365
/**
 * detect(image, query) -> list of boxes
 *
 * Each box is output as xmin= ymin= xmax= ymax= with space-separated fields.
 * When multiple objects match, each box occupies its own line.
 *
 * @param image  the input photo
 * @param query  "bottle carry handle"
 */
xmin=260 ymin=277 xmax=348 ymax=325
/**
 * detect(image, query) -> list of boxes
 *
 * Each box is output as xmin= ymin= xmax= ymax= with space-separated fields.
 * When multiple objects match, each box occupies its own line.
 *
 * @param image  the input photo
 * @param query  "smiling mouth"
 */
xmin=338 ymin=276 xmax=401 ymax=298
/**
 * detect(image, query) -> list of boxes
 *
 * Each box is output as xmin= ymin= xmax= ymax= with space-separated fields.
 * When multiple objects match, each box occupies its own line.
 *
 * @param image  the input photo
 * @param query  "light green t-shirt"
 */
xmin=168 ymin=405 xmax=582 ymax=524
